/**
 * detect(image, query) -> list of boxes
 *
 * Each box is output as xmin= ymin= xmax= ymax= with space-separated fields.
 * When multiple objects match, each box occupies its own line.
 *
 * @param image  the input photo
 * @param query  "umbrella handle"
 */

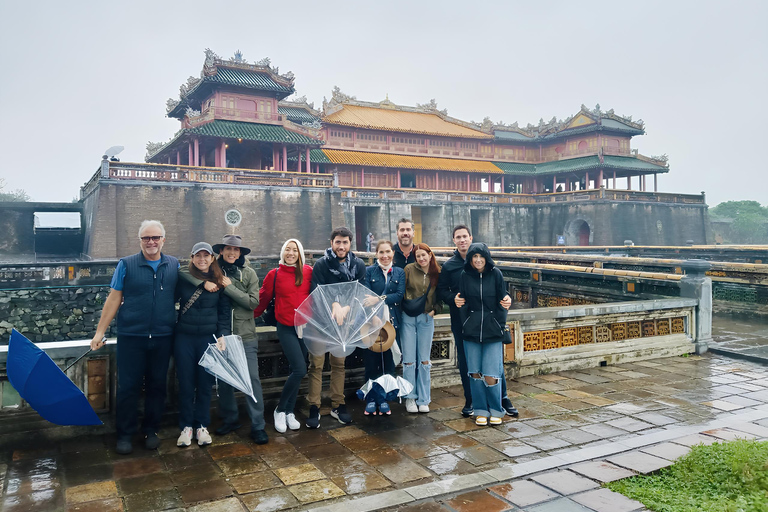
xmin=63 ymin=348 xmax=92 ymax=373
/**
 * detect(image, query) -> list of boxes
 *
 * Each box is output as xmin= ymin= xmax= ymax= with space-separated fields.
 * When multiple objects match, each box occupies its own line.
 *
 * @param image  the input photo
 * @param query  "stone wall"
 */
xmin=74 ymin=181 xmax=714 ymax=258
xmin=0 ymin=286 xmax=113 ymax=342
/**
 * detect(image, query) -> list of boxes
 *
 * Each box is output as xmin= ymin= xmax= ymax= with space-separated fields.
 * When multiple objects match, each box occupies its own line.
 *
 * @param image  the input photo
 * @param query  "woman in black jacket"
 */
xmin=174 ymin=242 xmax=231 ymax=447
xmin=455 ymin=243 xmax=511 ymax=426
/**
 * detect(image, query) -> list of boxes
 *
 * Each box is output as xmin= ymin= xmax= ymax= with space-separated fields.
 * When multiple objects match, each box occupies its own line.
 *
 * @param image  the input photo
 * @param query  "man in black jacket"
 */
xmin=306 ymin=227 xmax=366 ymax=428
xmin=437 ymin=225 xmax=518 ymax=418
xmin=393 ymin=218 xmax=416 ymax=268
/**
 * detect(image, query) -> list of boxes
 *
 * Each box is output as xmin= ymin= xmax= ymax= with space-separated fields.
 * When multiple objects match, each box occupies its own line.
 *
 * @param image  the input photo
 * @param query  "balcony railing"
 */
xmin=187 ymin=107 xmax=283 ymax=126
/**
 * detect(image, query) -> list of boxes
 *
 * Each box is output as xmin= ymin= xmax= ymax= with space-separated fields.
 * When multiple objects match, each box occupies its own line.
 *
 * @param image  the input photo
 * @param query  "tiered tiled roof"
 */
xmin=322 ymin=149 xmax=501 ymax=174
xmin=323 ymin=99 xmax=492 ymax=139
xmin=188 ymin=120 xmax=323 ymax=145
xmin=493 ymin=155 xmax=668 ymax=176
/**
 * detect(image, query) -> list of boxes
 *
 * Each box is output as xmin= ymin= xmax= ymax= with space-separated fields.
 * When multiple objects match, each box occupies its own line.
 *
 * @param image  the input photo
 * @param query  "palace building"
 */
xmin=78 ymin=50 xmax=708 ymax=258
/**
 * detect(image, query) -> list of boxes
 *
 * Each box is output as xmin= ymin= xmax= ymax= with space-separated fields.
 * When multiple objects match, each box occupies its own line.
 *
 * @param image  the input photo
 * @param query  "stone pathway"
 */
xmin=2 ymin=353 xmax=767 ymax=511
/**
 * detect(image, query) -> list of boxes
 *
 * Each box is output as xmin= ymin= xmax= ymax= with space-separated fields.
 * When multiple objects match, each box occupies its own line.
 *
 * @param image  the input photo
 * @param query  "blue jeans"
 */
xmin=116 ymin=334 xmax=173 ymax=438
xmin=217 ymin=339 xmax=266 ymax=430
xmin=276 ymin=322 xmax=308 ymax=414
xmin=175 ymin=333 xmax=215 ymax=430
xmin=452 ymin=316 xmax=509 ymax=407
xmin=401 ymin=313 xmax=434 ymax=406
xmin=463 ymin=340 xmax=504 ymax=418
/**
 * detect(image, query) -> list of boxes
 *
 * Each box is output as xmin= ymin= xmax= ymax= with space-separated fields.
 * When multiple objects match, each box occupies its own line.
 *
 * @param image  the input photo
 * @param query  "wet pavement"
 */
xmin=710 ymin=313 xmax=768 ymax=363
xmin=2 ymin=347 xmax=768 ymax=512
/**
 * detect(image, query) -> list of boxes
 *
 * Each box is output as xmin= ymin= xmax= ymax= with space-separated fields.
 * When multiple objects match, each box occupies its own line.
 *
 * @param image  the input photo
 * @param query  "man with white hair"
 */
xmin=91 ymin=220 xmax=179 ymax=454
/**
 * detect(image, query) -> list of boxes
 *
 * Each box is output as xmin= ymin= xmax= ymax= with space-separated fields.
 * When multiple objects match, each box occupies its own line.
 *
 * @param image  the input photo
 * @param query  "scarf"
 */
xmin=324 ymin=247 xmax=358 ymax=281
xmin=378 ymin=261 xmax=393 ymax=285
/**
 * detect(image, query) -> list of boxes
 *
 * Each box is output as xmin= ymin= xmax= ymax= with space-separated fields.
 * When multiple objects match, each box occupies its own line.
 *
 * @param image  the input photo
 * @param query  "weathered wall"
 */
xmin=0 ymin=206 xmax=33 ymax=254
xmin=84 ymin=182 xmax=342 ymax=258
xmin=74 ymin=182 xmax=712 ymax=257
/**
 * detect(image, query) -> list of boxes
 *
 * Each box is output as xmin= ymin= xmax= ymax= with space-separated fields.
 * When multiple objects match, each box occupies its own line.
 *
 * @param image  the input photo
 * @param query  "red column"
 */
xmin=220 ymin=141 xmax=227 ymax=168
xmin=282 ymin=145 xmax=288 ymax=172
xmin=553 ymin=176 xmax=557 ymax=192
xmin=306 ymin=148 xmax=311 ymax=173
xmin=598 ymin=169 xmax=603 ymax=188
xmin=466 ymin=174 xmax=470 ymax=192
xmin=272 ymin=147 xmax=278 ymax=170
xmin=613 ymin=170 xmax=616 ymax=189
xmin=585 ymin=171 xmax=589 ymax=189
xmin=397 ymin=169 xmax=401 ymax=188
xmin=297 ymin=148 xmax=302 ymax=172
xmin=188 ymin=141 xmax=193 ymax=166
xmin=193 ymin=138 xmax=200 ymax=167
xmin=176 ymin=150 xmax=181 ymax=165
xmin=361 ymin=168 xmax=365 ymax=187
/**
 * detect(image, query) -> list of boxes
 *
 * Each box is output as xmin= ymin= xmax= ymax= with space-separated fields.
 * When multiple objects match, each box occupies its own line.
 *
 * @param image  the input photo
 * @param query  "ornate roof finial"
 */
xmin=232 ymin=50 xmax=245 ymax=63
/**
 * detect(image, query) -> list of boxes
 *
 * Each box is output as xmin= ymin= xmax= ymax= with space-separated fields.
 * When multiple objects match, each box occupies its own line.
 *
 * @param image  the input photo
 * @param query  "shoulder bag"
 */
xmin=402 ymin=282 xmax=430 ymax=317
xmin=262 ymin=268 xmax=279 ymax=327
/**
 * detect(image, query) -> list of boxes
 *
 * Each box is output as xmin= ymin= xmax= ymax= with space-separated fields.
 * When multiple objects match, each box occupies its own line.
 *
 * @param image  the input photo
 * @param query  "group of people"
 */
xmin=90 ymin=218 xmax=518 ymax=455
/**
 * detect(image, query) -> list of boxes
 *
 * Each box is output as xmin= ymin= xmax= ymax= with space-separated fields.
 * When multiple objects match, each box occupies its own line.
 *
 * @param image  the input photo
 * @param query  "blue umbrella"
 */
xmin=7 ymin=329 xmax=102 ymax=426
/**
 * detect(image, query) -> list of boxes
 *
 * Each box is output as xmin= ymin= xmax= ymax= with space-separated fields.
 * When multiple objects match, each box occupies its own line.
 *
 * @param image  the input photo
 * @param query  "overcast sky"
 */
xmin=1 ymin=1 xmax=765 ymax=207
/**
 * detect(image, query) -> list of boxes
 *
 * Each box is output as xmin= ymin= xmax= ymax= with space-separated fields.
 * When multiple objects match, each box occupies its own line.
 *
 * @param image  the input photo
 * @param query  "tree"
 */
xmin=710 ymin=200 xmax=768 ymax=244
xmin=0 ymin=178 xmax=30 ymax=202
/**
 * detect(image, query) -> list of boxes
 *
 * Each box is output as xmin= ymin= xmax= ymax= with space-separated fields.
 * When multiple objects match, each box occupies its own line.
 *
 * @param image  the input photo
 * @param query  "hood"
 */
xmin=463 ymin=243 xmax=495 ymax=272
xmin=279 ymin=238 xmax=306 ymax=268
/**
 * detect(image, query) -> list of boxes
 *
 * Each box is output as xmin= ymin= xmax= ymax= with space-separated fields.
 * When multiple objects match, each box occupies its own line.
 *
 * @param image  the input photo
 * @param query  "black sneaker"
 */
xmin=116 ymin=436 xmax=133 ymax=455
xmin=461 ymin=403 xmax=474 ymax=418
xmin=330 ymin=404 xmax=352 ymax=425
xmin=144 ymin=433 xmax=160 ymax=450
xmin=215 ymin=422 xmax=242 ymax=436
xmin=502 ymin=397 xmax=519 ymax=417
xmin=306 ymin=405 xmax=321 ymax=429
xmin=250 ymin=428 xmax=269 ymax=445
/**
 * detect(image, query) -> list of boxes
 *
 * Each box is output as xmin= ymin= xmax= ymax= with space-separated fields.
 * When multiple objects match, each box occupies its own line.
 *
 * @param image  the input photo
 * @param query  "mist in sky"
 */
xmin=1 ymin=0 xmax=765 ymax=207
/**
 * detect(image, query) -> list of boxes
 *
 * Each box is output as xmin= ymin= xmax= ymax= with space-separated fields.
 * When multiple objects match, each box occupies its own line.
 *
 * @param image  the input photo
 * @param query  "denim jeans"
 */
xmin=401 ymin=313 xmax=434 ymax=406
xmin=217 ymin=339 xmax=266 ymax=430
xmin=276 ymin=322 xmax=308 ymax=414
xmin=452 ymin=317 xmax=509 ymax=407
xmin=174 ymin=333 xmax=215 ymax=430
xmin=463 ymin=339 xmax=504 ymax=418
xmin=116 ymin=334 xmax=173 ymax=438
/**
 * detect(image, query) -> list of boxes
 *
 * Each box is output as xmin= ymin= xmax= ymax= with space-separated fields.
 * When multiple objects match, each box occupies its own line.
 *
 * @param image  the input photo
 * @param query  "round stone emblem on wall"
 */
xmin=225 ymin=209 xmax=242 ymax=227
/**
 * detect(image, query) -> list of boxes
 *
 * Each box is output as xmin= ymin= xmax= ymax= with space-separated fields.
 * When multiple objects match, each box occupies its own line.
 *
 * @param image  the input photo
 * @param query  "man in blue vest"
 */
xmin=90 ymin=220 xmax=179 ymax=454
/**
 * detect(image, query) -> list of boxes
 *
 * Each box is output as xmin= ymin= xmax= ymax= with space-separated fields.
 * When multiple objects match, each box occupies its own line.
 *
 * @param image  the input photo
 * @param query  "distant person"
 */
xmin=306 ymin=227 xmax=366 ymax=428
xmin=393 ymin=218 xmax=416 ymax=268
xmin=174 ymin=242 xmax=231 ymax=448
xmin=254 ymin=238 xmax=313 ymax=434
xmin=455 ymin=243 xmax=511 ymax=426
xmin=401 ymin=243 xmax=441 ymax=413
xmin=90 ymin=220 xmax=179 ymax=455
xmin=180 ymin=235 xmax=267 ymax=445
xmin=362 ymin=239 xmax=405 ymax=415
xmin=366 ymin=232 xmax=375 ymax=252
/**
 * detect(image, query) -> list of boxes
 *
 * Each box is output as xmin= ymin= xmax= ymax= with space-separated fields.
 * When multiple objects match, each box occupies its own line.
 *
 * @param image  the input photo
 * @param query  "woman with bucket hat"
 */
xmin=179 ymin=234 xmax=268 ymax=445
xmin=361 ymin=239 xmax=405 ymax=416
xmin=174 ymin=242 xmax=231 ymax=447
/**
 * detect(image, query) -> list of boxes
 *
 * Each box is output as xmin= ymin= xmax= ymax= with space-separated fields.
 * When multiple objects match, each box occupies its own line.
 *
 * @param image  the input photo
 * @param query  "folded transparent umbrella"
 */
xmin=294 ymin=282 xmax=389 ymax=357
xmin=198 ymin=335 xmax=256 ymax=403
xmin=357 ymin=374 xmax=414 ymax=404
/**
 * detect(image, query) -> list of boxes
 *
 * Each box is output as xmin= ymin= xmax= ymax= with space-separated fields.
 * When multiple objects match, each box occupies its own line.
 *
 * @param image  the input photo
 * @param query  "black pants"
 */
xmin=116 ymin=334 xmax=173 ymax=438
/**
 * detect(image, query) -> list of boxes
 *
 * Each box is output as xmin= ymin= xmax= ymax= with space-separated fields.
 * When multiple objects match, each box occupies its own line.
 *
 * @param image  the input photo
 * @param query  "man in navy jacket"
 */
xmin=90 ymin=220 xmax=179 ymax=454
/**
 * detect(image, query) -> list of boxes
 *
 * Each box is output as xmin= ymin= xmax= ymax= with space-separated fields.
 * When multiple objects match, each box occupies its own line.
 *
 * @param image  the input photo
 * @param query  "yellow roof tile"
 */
xmin=322 ymin=149 xmax=503 ymax=174
xmin=324 ymin=104 xmax=492 ymax=139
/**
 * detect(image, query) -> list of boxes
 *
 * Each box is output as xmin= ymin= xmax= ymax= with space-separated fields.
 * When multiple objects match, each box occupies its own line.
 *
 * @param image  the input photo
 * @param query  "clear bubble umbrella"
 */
xmin=294 ymin=282 xmax=388 ymax=357
xmin=198 ymin=334 xmax=256 ymax=403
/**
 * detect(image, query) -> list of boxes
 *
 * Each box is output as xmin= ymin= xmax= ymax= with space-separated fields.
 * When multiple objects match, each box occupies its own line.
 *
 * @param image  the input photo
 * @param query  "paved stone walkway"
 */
xmin=2 ymin=352 xmax=767 ymax=512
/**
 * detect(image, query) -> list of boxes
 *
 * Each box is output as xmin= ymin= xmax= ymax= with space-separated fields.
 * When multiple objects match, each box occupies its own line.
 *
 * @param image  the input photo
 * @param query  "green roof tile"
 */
xmin=188 ymin=120 xmax=323 ymax=145
xmin=287 ymin=148 xmax=331 ymax=164
xmin=493 ymin=155 xmax=667 ymax=176
xmin=278 ymin=106 xmax=320 ymax=124
xmin=207 ymin=68 xmax=293 ymax=95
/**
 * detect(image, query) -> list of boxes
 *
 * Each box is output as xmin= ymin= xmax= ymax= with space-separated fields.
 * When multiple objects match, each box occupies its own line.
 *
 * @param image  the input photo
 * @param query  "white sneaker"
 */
xmin=405 ymin=399 xmax=418 ymax=413
xmin=196 ymin=427 xmax=212 ymax=446
xmin=177 ymin=426 xmax=193 ymax=447
xmin=418 ymin=404 xmax=430 ymax=413
xmin=274 ymin=409 xmax=287 ymax=433
xmin=286 ymin=412 xmax=301 ymax=430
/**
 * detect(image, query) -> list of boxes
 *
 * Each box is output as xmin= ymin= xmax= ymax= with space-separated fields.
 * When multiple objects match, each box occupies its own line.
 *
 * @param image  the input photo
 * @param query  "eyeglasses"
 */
xmin=140 ymin=236 xmax=163 ymax=242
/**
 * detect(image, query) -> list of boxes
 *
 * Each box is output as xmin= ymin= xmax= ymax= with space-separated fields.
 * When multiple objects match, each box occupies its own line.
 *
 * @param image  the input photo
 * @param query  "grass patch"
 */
xmin=606 ymin=439 xmax=768 ymax=512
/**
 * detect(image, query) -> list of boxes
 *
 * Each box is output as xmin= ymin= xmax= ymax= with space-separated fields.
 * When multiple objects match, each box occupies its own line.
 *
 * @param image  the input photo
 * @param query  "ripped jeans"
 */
xmin=463 ymin=340 xmax=503 ymax=418
xmin=401 ymin=313 xmax=434 ymax=406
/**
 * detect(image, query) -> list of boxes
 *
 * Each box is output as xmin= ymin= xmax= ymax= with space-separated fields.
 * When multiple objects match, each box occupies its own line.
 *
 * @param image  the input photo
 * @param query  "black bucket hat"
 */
xmin=212 ymin=234 xmax=251 ymax=256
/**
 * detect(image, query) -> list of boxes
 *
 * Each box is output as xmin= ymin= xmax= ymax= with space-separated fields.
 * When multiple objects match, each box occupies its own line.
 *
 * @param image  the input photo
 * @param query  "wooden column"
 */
xmin=613 ymin=170 xmax=616 ymax=189
xmin=654 ymin=173 xmax=658 ymax=192
xmin=585 ymin=171 xmax=589 ymax=189
xmin=176 ymin=150 xmax=181 ymax=165
xmin=627 ymin=176 xmax=632 ymax=190
xmin=282 ymin=145 xmax=288 ymax=172
xmin=306 ymin=148 xmax=311 ymax=173
xmin=598 ymin=169 xmax=603 ymax=188
xmin=220 ymin=141 xmax=226 ymax=168
xmin=193 ymin=138 xmax=200 ymax=167
xmin=188 ymin=141 xmax=193 ymax=166
xmin=297 ymin=148 xmax=302 ymax=172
